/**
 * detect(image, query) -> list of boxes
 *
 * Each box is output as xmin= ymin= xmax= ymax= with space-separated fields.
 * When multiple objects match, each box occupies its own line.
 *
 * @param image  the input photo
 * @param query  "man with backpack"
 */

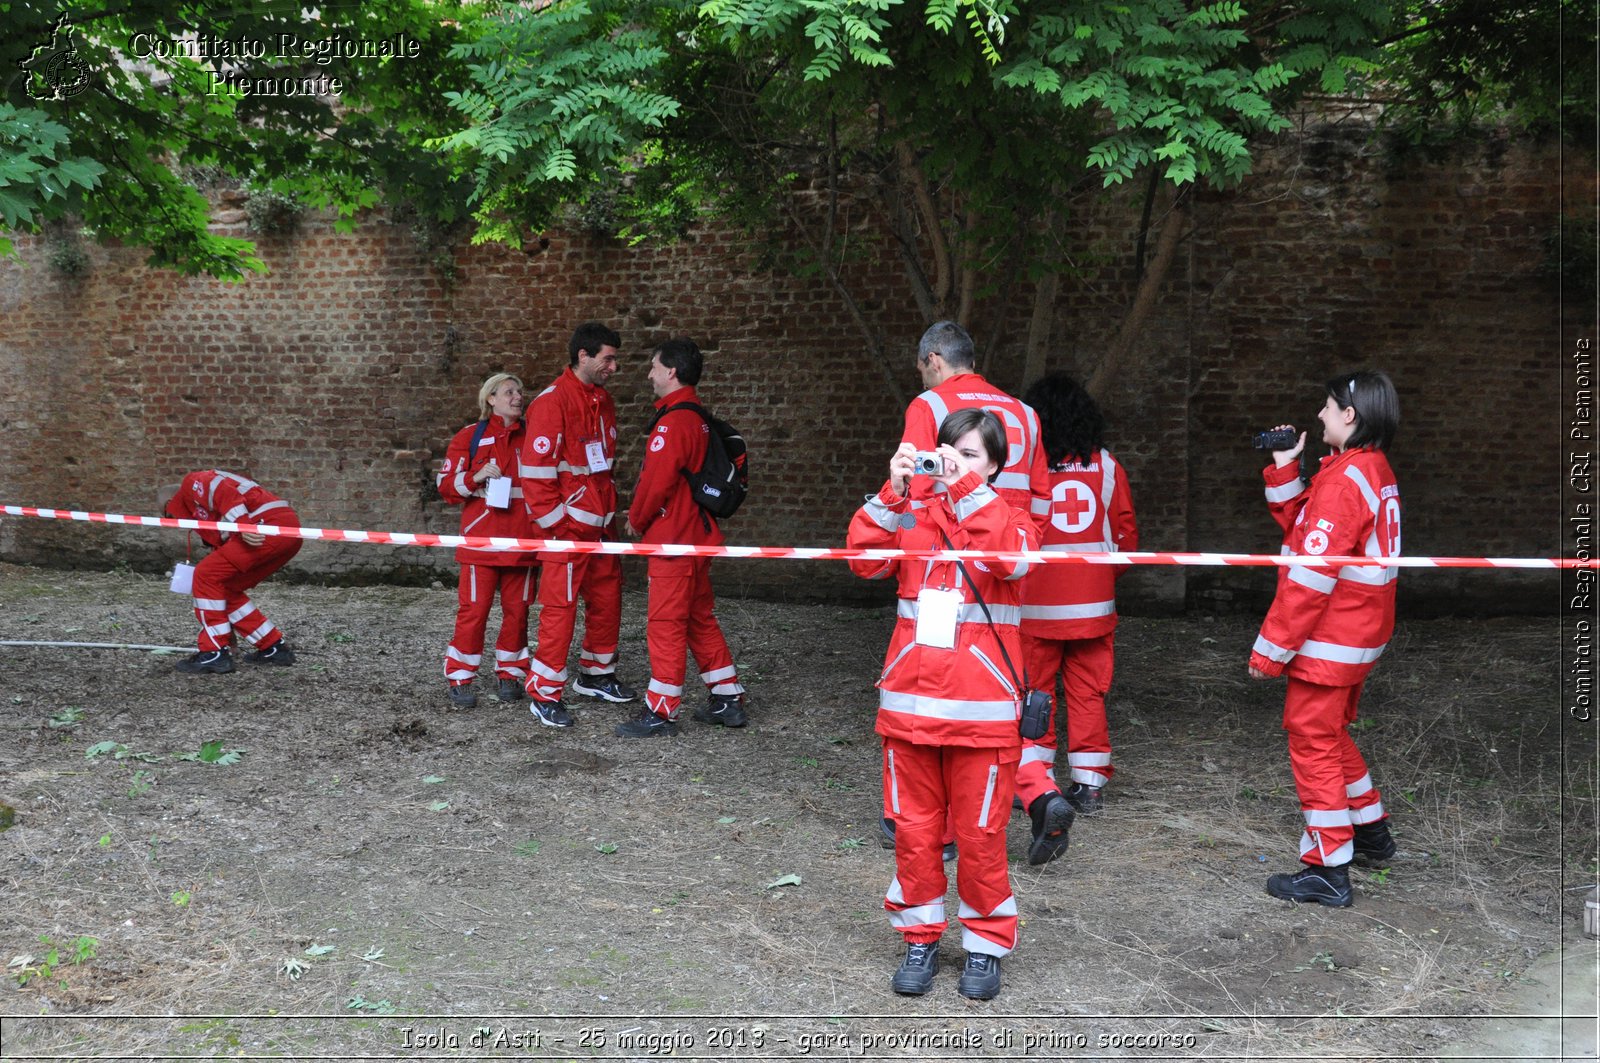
xmin=619 ymin=338 xmax=748 ymax=737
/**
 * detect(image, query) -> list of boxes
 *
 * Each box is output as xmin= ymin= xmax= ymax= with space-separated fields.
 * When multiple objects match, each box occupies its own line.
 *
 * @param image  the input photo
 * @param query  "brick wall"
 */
xmin=0 ymin=118 xmax=1586 ymax=613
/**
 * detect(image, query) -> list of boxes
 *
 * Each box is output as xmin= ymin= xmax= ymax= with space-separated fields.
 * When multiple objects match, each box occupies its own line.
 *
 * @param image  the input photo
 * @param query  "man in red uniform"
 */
xmin=437 ymin=372 xmax=538 ymax=708
xmin=1017 ymin=372 xmax=1138 ymax=863
xmin=618 ymin=337 xmax=746 ymax=737
xmin=889 ymin=321 xmax=1056 ymax=858
xmin=162 ymin=471 xmax=301 ymax=674
xmin=520 ymin=322 xmax=636 ymax=727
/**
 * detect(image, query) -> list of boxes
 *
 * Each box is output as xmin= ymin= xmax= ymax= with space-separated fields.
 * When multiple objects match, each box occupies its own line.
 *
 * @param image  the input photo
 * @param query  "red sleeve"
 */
xmin=437 ymin=426 xmax=476 ymax=506
xmin=521 ymin=391 xmax=568 ymax=534
xmin=846 ymin=480 xmax=908 ymax=581
xmin=1250 ymin=478 xmax=1366 ymax=676
xmin=628 ymin=411 xmax=692 ymax=535
xmin=900 ymin=395 xmax=937 ymax=451
xmin=1263 ymin=461 xmax=1309 ymax=536
xmin=1110 ymin=456 xmax=1138 ymax=555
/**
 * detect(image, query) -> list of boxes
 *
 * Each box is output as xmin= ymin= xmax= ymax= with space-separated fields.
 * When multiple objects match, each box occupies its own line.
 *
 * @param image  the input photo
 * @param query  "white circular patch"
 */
xmin=649 ymin=435 xmax=666 ymax=453
xmin=532 ymin=436 xmax=552 ymax=455
xmin=1304 ymin=529 xmax=1330 ymax=555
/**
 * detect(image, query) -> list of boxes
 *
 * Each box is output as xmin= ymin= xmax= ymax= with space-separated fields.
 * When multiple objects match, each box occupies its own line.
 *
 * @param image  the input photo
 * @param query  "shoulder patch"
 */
xmin=532 ymin=436 xmax=552 ymax=455
xmin=649 ymin=434 xmax=666 ymax=453
xmin=1304 ymin=529 xmax=1330 ymax=555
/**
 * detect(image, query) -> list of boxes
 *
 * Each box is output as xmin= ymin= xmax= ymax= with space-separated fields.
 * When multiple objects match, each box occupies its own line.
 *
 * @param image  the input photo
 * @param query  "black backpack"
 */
xmin=647 ymin=402 xmax=748 ymax=521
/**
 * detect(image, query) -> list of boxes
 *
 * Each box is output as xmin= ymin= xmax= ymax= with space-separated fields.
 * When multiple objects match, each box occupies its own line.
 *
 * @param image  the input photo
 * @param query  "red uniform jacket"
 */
xmin=520 ymin=368 xmax=620 ymax=546
xmin=166 ymin=470 xmax=294 ymax=548
xmin=437 ymin=416 xmax=535 ymax=566
xmin=629 ymin=385 xmax=723 ymax=547
xmin=900 ymin=372 xmax=1050 ymax=531
xmin=1020 ymin=448 xmax=1138 ymax=640
xmin=848 ymin=471 xmax=1038 ymax=748
xmin=1250 ymin=447 xmax=1401 ymax=686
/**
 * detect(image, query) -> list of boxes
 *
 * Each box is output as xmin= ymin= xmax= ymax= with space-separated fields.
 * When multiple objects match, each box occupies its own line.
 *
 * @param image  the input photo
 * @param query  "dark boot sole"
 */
xmin=1264 ymin=879 xmax=1353 ymax=907
xmin=1027 ymin=799 xmax=1075 ymax=865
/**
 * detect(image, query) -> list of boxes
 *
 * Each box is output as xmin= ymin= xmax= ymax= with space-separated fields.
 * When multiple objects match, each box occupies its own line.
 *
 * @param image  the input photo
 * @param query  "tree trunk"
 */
xmin=1087 ymin=191 xmax=1189 ymax=398
xmin=1020 ymin=269 xmax=1060 ymax=391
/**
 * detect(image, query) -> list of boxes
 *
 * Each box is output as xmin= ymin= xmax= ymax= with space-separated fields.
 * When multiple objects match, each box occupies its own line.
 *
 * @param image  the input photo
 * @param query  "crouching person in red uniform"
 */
xmin=162 ymin=471 xmax=302 ymax=674
xmin=1250 ymin=371 xmax=1402 ymax=908
xmin=847 ymin=408 xmax=1038 ymax=1001
xmin=437 ymin=373 xmax=538 ymax=709
xmin=1016 ymin=372 xmax=1138 ymax=852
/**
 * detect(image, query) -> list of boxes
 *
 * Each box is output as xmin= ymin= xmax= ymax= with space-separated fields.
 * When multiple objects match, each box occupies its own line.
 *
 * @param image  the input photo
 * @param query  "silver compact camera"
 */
xmin=911 ymin=451 xmax=943 ymax=476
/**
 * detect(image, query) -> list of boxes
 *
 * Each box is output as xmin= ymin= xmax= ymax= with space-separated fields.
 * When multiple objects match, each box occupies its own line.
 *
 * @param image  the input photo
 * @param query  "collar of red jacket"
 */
xmin=654 ymin=384 xmax=699 ymax=410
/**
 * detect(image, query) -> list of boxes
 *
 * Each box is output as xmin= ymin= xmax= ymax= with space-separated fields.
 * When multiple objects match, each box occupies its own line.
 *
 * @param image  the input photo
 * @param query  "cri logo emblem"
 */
xmin=532 ymin=436 xmax=552 ymax=455
xmin=1303 ymin=529 xmax=1329 ymax=555
xmin=649 ymin=435 xmax=666 ymax=453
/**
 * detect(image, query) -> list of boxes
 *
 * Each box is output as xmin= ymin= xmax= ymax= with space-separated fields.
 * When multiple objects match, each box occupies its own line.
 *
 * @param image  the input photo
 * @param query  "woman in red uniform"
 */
xmin=847 ymin=408 xmax=1038 ymax=1001
xmin=1250 ymin=371 xmax=1402 ymax=907
xmin=437 ymin=373 xmax=538 ymax=709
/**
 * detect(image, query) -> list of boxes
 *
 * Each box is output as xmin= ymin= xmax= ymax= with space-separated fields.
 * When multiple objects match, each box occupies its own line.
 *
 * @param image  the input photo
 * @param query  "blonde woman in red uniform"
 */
xmin=1250 ymin=371 xmax=1402 ymax=907
xmin=847 ymin=407 xmax=1038 ymax=1001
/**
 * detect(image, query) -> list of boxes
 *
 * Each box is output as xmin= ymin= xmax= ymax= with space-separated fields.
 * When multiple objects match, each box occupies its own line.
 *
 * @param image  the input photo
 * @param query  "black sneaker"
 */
xmin=1026 ymin=791 xmax=1075 ymax=866
xmin=615 ymin=707 xmax=679 ymax=738
xmin=956 ymin=953 xmax=1002 ymax=1000
xmin=1352 ymin=819 xmax=1396 ymax=866
xmin=571 ymin=673 xmax=637 ymax=703
xmin=448 ymin=683 xmax=477 ymax=709
xmin=496 ymin=678 xmax=525 ymax=703
xmin=530 ymin=700 xmax=574 ymax=728
xmin=693 ymin=694 xmax=747 ymax=728
xmin=243 ymin=641 xmax=295 ymax=666
xmin=1265 ymin=863 xmax=1353 ymax=907
xmin=879 ymin=816 xmax=956 ymax=862
xmin=176 ymin=649 xmax=234 ymax=674
xmin=1064 ymin=782 xmax=1104 ymax=814
xmin=890 ymin=941 xmax=940 ymax=995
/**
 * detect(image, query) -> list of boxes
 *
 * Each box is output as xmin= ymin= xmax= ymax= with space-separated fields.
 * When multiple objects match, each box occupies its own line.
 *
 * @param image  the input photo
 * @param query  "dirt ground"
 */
xmin=0 ymin=561 xmax=1591 ymax=1061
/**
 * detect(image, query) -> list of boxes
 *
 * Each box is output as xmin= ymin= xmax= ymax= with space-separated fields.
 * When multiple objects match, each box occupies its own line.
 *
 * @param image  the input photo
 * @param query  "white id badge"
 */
xmin=484 ymin=475 xmax=512 ymax=509
xmin=169 ymin=562 xmax=195 ymax=596
xmin=584 ymin=440 xmax=610 ymax=472
xmin=914 ymin=587 xmax=961 ymax=649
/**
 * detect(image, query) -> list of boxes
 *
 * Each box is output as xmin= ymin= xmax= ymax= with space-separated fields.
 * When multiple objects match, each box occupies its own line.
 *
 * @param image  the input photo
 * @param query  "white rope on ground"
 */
xmin=0 ymin=641 xmax=191 ymax=652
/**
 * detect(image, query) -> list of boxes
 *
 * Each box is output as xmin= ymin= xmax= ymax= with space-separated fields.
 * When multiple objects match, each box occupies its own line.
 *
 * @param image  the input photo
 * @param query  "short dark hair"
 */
xmin=1024 ymin=371 xmax=1105 ymax=466
xmin=937 ymin=407 xmax=1007 ymax=482
xmin=917 ymin=320 xmax=976 ymax=372
xmin=1327 ymin=370 xmax=1399 ymax=451
xmin=569 ymin=321 xmax=621 ymax=366
xmin=653 ymin=337 xmax=703 ymax=386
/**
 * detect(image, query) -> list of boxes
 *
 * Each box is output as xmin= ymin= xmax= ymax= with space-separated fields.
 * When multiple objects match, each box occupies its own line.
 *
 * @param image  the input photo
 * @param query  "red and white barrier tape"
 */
xmin=3 ymin=504 xmax=1594 ymax=569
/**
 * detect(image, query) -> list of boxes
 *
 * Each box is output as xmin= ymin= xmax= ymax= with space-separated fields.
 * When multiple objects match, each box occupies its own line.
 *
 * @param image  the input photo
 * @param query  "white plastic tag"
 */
xmin=914 ymin=587 xmax=961 ymax=649
xmin=584 ymin=440 xmax=610 ymax=472
xmin=484 ymin=476 xmax=512 ymax=509
xmin=169 ymin=562 xmax=195 ymax=596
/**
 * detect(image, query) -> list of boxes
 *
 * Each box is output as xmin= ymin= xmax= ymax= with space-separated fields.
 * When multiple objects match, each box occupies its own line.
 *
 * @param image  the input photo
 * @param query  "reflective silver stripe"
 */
xmin=221 ymin=504 xmax=248 ymax=523
xmin=445 ymin=667 xmax=475 ymax=681
xmin=1288 ymin=566 xmax=1338 ymax=595
xmin=568 ymin=508 xmax=608 ymax=528
xmin=952 ymin=483 xmax=998 ymax=522
xmin=203 ymin=622 xmax=232 ymax=637
xmin=1350 ymin=802 xmax=1386 ymax=824
xmin=1042 ymin=541 xmax=1112 ymax=553
xmin=918 ymin=390 xmax=949 ymax=426
xmin=495 ymin=648 xmax=529 ymax=662
xmin=977 ymin=764 xmax=998 ymax=827
xmin=585 ymin=650 xmax=617 ymax=666
xmin=992 ymin=470 xmax=1031 ymax=492
xmin=897 ymin=600 xmax=1021 ymax=626
xmin=462 ymin=511 xmax=490 ymax=536
xmin=1300 ymin=830 xmax=1353 ymax=866
xmin=1030 ymin=498 xmax=1051 ymax=516
xmin=530 ymin=659 xmax=565 ymax=682
xmin=648 ymin=678 xmax=683 ymax=697
xmin=961 ymin=928 xmax=1012 ymax=958
xmin=522 ymin=466 xmax=558 ymax=480
xmin=710 ymin=680 xmax=744 ymax=695
xmin=1007 ymin=527 xmax=1031 ymax=580
xmin=194 ymin=597 xmax=227 ymax=610
xmin=227 ymin=603 xmax=258 ymax=623
xmin=863 ymin=494 xmax=902 ymax=533
xmin=207 ymin=472 xmax=258 ymax=510
xmin=1021 ymin=600 xmax=1115 ymax=621
xmin=879 ymin=690 xmax=1018 ymax=723
xmin=1067 ymin=752 xmax=1111 ymax=767
xmin=533 ymin=505 xmax=566 ymax=529
xmin=1298 ymin=639 xmax=1387 ymax=665
xmin=1264 ymin=479 xmax=1305 ymax=504
xmin=958 ymin=895 xmax=1018 ymax=921
xmin=445 ymin=646 xmax=482 ymax=665
xmin=701 ymin=665 xmax=738 ymax=683
xmin=1339 ymin=563 xmax=1396 ymax=586
xmin=888 ymin=903 xmax=946 ymax=929
xmin=1252 ymin=633 xmax=1296 ymax=663
xmin=1071 ymin=767 xmax=1109 ymax=787
xmin=1344 ymin=464 xmax=1381 ymax=513
xmin=1019 ymin=746 xmax=1055 ymax=766
xmin=247 ymin=500 xmax=288 ymax=518
xmin=887 ymin=749 xmax=900 ymax=815
xmin=1303 ymin=808 xmax=1352 ymax=828
xmin=1345 ymin=773 xmax=1374 ymax=798
xmin=243 ymin=621 xmax=276 ymax=644
xmin=879 ymin=642 xmax=915 ymax=684
xmin=1098 ymin=449 xmax=1117 ymax=549
xmin=968 ymin=645 xmax=1017 ymax=698
xmin=455 ymin=469 xmax=471 ymax=496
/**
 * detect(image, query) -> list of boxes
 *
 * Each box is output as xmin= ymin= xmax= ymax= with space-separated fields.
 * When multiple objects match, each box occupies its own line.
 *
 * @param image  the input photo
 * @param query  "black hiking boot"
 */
xmin=176 ymin=649 xmax=234 ymax=674
xmin=1026 ymin=791 xmax=1075 ymax=866
xmin=1265 ymin=863 xmax=1353 ymax=907
xmin=890 ymin=941 xmax=940 ymax=995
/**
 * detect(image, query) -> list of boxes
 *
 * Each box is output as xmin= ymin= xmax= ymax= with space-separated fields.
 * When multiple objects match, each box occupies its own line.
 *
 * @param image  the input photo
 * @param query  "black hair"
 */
xmin=1024 ymin=371 xmax=1106 ymax=466
xmin=653 ymin=337 xmax=703 ymax=386
xmin=917 ymin=320 xmax=976 ymax=372
xmin=1327 ymin=370 xmax=1399 ymax=451
xmin=569 ymin=321 xmax=621 ymax=366
xmin=937 ymin=407 xmax=1007 ymax=482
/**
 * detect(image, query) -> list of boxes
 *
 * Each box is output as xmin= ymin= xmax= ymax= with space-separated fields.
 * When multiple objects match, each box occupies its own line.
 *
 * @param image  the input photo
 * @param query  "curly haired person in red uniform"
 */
xmin=162 ymin=471 xmax=302 ymax=674
xmin=1250 ymin=371 xmax=1402 ymax=907
xmin=848 ymin=408 xmax=1039 ymax=1001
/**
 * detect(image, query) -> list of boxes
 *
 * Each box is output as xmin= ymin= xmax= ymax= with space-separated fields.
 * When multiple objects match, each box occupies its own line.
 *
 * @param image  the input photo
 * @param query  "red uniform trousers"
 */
xmin=445 ymin=564 xmax=537 ymax=684
xmin=191 ymin=519 xmax=302 ymax=653
xmin=526 ymin=553 xmax=623 ymax=701
xmin=1283 ymin=677 xmax=1386 ymax=867
xmin=1016 ymin=631 xmax=1115 ymax=807
xmin=643 ymin=556 xmax=742 ymax=719
xmin=881 ymin=737 xmax=1020 ymax=957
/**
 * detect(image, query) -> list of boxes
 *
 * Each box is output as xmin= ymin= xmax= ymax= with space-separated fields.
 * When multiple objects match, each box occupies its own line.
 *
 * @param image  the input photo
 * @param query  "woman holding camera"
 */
xmin=847 ymin=407 xmax=1038 ymax=1001
xmin=1249 ymin=371 xmax=1402 ymax=908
